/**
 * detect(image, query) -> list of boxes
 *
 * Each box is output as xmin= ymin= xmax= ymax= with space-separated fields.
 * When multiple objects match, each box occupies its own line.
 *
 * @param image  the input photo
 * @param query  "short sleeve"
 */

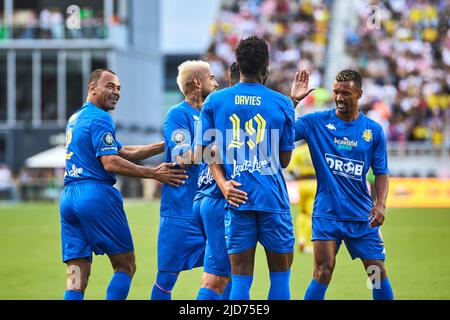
xmin=371 ymin=127 xmax=389 ymax=175
xmin=90 ymin=113 xmax=120 ymax=157
xmin=280 ymin=101 xmax=295 ymax=151
xmin=164 ymin=108 xmax=192 ymax=157
xmin=294 ymin=114 xmax=313 ymax=141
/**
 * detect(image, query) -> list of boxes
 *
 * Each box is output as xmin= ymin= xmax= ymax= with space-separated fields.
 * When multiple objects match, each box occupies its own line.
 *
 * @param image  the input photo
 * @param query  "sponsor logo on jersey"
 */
xmin=326 ymin=123 xmax=336 ymax=131
xmin=231 ymin=155 xmax=269 ymax=179
xmin=197 ymin=167 xmax=215 ymax=187
xmin=362 ymin=129 xmax=373 ymax=142
xmin=67 ymin=164 xmax=83 ymax=177
xmin=325 ymin=153 xmax=364 ymax=181
xmin=334 ymin=137 xmax=358 ymax=150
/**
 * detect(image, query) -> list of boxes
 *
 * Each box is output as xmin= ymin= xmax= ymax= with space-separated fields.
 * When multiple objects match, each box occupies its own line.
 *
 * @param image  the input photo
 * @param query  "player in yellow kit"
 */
xmin=287 ymin=142 xmax=316 ymax=253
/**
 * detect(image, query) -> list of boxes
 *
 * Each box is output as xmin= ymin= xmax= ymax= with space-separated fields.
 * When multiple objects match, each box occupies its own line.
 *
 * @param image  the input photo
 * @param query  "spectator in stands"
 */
xmin=346 ymin=0 xmax=450 ymax=145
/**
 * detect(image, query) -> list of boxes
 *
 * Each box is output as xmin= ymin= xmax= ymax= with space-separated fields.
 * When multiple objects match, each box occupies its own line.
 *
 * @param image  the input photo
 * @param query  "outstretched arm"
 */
xmin=100 ymin=154 xmax=188 ymax=187
xmin=119 ymin=141 xmax=165 ymax=161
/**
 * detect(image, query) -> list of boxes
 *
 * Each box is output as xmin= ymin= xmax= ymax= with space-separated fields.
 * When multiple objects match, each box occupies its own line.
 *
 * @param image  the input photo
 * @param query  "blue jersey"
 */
xmin=160 ymin=101 xmax=200 ymax=219
xmin=64 ymin=102 xmax=122 ymax=186
xmin=194 ymin=163 xmax=223 ymax=202
xmin=294 ymin=108 xmax=389 ymax=221
xmin=199 ymin=82 xmax=295 ymax=213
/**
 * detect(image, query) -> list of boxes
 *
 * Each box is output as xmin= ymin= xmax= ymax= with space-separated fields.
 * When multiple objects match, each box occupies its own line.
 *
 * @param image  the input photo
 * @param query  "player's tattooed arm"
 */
xmin=100 ymin=154 xmax=188 ymax=187
xmin=119 ymin=141 xmax=165 ymax=161
xmin=209 ymin=163 xmax=248 ymax=208
xmin=290 ymin=69 xmax=315 ymax=106
xmin=369 ymin=174 xmax=389 ymax=228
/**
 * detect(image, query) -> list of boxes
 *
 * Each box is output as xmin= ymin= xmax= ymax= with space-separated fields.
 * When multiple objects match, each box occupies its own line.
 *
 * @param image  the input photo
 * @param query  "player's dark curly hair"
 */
xmin=336 ymin=69 xmax=362 ymax=90
xmin=235 ymin=36 xmax=269 ymax=77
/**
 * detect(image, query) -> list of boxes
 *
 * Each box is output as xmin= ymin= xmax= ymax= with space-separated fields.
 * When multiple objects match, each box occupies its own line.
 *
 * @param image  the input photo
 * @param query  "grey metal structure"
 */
xmin=0 ymin=0 xmax=163 ymax=170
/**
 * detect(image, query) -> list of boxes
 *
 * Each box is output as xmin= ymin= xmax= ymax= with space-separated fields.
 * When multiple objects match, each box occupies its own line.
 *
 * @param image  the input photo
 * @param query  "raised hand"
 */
xmin=152 ymin=162 xmax=188 ymax=187
xmin=290 ymin=69 xmax=315 ymax=103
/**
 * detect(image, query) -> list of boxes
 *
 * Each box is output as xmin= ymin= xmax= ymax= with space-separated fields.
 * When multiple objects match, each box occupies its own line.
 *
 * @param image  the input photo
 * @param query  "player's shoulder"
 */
xmin=164 ymin=101 xmax=195 ymax=127
xmin=361 ymin=112 xmax=384 ymax=133
xmin=208 ymin=86 xmax=235 ymax=101
xmin=300 ymin=107 xmax=332 ymax=121
xmin=79 ymin=104 xmax=114 ymax=127
xmin=165 ymin=101 xmax=189 ymax=119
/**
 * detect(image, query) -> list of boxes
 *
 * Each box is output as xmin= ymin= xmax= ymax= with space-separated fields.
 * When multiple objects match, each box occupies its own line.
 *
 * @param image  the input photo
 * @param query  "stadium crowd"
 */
xmin=203 ymin=0 xmax=331 ymax=101
xmin=204 ymin=0 xmax=450 ymax=146
xmin=345 ymin=0 xmax=450 ymax=146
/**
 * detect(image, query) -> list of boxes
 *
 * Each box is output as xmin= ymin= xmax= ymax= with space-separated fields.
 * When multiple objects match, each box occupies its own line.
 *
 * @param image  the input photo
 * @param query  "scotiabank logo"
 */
xmin=325 ymin=153 xmax=364 ymax=181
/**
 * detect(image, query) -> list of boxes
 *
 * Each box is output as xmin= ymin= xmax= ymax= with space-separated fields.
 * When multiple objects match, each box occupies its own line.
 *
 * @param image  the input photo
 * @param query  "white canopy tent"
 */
xmin=24 ymin=145 xmax=66 ymax=169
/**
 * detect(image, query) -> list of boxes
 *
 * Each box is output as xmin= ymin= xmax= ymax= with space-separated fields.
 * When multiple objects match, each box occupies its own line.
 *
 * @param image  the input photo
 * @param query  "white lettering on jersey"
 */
xmin=325 ymin=153 xmax=364 ymax=181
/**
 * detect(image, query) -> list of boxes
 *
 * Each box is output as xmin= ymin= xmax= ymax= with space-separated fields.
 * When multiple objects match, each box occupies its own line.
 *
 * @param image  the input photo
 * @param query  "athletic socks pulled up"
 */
xmin=268 ymin=271 xmax=291 ymax=300
xmin=230 ymin=275 xmax=253 ymax=300
xmin=304 ymin=279 xmax=328 ymax=300
xmin=151 ymin=271 xmax=178 ymax=300
xmin=106 ymin=272 xmax=132 ymax=300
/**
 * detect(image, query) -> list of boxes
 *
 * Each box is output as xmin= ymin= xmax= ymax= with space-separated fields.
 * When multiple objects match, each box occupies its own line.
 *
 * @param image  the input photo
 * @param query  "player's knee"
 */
xmin=114 ymin=260 xmax=136 ymax=277
xmin=66 ymin=264 xmax=90 ymax=292
xmin=314 ymin=263 xmax=334 ymax=284
xmin=201 ymin=274 xmax=230 ymax=294
xmin=366 ymin=263 xmax=387 ymax=280
xmin=265 ymin=250 xmax=293 ymax=272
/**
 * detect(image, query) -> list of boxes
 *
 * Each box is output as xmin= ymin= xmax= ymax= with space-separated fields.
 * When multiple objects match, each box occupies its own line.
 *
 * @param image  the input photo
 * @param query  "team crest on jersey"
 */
xmin=173 ymin=131 xmax=186 ymax=143
xmin=362 ymin=129 xmax=373 ymax=142
xmin=102 ymin=132 xmax=115 ymax=146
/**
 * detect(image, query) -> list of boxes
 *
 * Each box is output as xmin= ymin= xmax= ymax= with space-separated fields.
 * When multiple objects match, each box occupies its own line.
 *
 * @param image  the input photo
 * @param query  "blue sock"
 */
xmin=268 ymin=271 xmax=291 ymax=300
xmin=151 ymin=271 xmax=178 ymax=300
xmin=221 ymin=281 xmax=232 ymax=300
xmin=304 ymin=279 xmax=328 ymax=300
xmin=106 ymin=272 xmax=132 ymax=300
xmin=230 ymin=275 xmax=253 ymax=300
xmin=372 ymin=277 xmax=394 ymax=300
xmin=197 ymin=287 xmax=221 ymax=300
xmin=64 ymin=290 xmax=84 ymax=300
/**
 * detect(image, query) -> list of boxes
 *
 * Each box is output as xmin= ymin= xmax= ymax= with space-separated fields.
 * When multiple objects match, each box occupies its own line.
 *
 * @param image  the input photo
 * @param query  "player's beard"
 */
xmin=201 ymin=87 xmax=214 ymax=100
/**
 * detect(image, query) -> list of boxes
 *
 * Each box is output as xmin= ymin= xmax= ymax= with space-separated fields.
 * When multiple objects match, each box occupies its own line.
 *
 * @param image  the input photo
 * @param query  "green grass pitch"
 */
xmin=0 ymin=201 xmax=449 ymax=300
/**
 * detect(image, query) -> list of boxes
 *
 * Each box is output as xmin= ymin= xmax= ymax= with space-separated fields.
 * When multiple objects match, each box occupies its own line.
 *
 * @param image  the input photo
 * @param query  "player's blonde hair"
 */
xmin=176 ymin=60 xmax=211 ymax=95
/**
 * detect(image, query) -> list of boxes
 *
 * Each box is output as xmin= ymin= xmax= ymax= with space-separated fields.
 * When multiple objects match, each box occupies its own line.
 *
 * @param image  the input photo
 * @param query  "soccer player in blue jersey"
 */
xmin=293 ymin=69 xmax=394 ymax=300
xmin=193 ymin=62 xmax=241 ymax=300
xmin=60 ymin=69 xmax=188 ymax=300
xmin=151 ymin=60 xmax=219 ymax=300
xmin=198 ymin=36 xmax=296 ymax=300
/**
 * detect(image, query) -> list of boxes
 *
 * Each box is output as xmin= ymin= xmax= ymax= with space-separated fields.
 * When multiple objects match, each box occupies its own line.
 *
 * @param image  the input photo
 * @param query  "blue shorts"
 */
xmin=225 ymin=208 xmax=294 ymax=254
xmin=312 ymin=216 xmax=386 ymax=260
xmin=193 ymin=196 xmax=231 ymax=277
xmin=157 ymin=215 xmax=205 ymax=273
xmin=60 ymin=182 xmax=134 ymax=263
